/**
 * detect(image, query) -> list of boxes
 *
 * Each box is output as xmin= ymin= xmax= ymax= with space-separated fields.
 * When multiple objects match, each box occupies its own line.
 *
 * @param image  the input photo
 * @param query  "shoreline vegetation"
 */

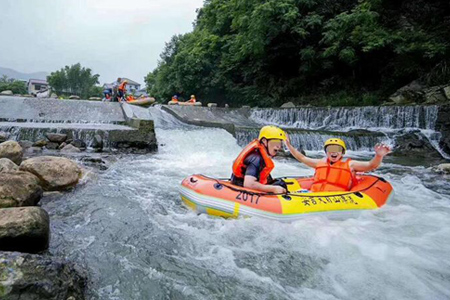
xmin=145 ymin=0 xmax=450 ymax=108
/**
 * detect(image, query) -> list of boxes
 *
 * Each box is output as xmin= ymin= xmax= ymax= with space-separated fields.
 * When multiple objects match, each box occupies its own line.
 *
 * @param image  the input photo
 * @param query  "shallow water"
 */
xmin=44 ymin=109 xmax=450 ymax=300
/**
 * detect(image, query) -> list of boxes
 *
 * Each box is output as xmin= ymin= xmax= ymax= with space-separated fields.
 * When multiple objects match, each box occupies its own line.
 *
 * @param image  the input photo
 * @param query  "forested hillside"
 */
xmin=146 ymin=0 xmax=450 ymax=107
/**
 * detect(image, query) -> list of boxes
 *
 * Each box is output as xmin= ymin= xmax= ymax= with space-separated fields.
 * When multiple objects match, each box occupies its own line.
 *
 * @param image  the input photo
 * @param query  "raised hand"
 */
xmin=374 ymin=143 xmax=391 ymax=157
xmin=285 ymin=133 xmax=291 ymax=147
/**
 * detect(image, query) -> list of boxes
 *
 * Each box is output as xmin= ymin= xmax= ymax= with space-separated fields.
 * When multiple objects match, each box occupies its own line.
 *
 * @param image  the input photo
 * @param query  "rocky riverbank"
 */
xmin=0 ymin=140 xmax=87 ymax=299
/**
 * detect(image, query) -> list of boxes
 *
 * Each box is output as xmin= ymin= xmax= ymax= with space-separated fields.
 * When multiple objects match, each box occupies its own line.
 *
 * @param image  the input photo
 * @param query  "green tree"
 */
xmin=47 ymin=63 xmax=100 ymax=99
xmin=147 ymin=0 xmax=450 ymax=107
xmin=0 ymin=75 xmax=27 ymax=94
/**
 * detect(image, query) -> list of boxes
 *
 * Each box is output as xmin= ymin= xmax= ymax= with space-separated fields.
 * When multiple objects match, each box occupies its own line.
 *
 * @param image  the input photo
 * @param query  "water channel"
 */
xmin=43 ymin=107 xmax=450 ymax=300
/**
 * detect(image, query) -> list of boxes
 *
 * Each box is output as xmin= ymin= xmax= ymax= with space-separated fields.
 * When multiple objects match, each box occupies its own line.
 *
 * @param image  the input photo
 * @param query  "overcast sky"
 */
xmin=0 ymin=0 xmax=205 ymax=86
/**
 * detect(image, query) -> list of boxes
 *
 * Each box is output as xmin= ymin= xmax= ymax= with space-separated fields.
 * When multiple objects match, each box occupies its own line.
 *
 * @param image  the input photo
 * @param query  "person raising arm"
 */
xmin=285 ymin=134 xmax=391 ymax=192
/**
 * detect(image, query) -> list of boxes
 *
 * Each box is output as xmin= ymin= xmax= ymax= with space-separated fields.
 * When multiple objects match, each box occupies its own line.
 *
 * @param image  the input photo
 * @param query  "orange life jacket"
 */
xmin=188 ymin=98 xmax=196 ymax=103
xmin=232 ymin=139 xmax=274 ymax=184
xmin=118 ymin=82 xmax=127 ymax=91
xmin=171 ymin=97 xmax=178 ymax=103
xmin=310 ymin=158 xmax=356 ymax=192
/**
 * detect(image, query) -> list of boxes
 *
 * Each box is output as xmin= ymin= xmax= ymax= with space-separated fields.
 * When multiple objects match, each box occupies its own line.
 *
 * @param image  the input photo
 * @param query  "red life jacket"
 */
xmin=118 ymin=82 xmax=127 ymax=91
xmin=232 ymin=139 xmax=274 ymax=184
xmin=310 ymin=158 xmax=356 ymax=192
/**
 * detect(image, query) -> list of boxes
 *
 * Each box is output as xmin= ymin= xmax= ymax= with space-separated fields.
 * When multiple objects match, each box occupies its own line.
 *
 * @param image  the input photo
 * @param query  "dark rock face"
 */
xmin=0 ymin=251 xmax=86 ymax=299
xmin=393 ymin=131 xmax=442 ymax=158
xmin=70 ymin=139 xmax=86 ymax=150
xmin=436 ymin=105 xmax=450 ymax=156
xmin=92 ymin=134 xmax=103 ymax=150
xmin=45 ymin=142 xmax=59 ymax=150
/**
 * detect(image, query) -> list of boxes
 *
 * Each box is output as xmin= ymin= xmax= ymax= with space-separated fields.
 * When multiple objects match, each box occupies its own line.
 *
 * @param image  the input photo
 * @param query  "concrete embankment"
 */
xmin=161 ymin=105 xmax=259 ymax=135
xmin=0 ymin=97 xmax=157 ymax=152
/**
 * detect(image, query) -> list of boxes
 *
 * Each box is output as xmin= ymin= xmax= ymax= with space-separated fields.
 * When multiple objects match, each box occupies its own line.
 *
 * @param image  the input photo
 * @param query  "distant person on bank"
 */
xmin=117 ymin=80 xmax=128 ymax=102
xmin=285 ymin=136 xmax=391 ymax=192
xmin=187 ymin=94 xmax=196 ymax=103
xmin=112 ymin=77 xmax=121 ymax=102
xmin=231 ymin=126 xmax=287 ymax=194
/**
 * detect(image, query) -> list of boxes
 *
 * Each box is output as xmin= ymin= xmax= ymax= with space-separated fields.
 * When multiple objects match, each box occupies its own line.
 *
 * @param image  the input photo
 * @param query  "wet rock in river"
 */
xmin=0 ymin=131 xmax=9 ymax=143
xmin=0 ymin=141 xmax=23 ymax=165
xmin=0 ymin=207 xmax=49 ymax=253
xmin=32 ymin=139 xmax=47 ymax=147
xmin=432 ymin=163 xmax=450 ymax=174
xmin=45 ymin=142 xmax=59 ymax=150
xmin=0 ymin=251 xmax=86 ymax=299
xmin=61 ymin=144 xmax=81 ymax=153
xmin=70 ymin=139 xmax=86 ymax=150
xmin=392 ymin=131 xmax=442 ymax=158
xmin=45 ymin=133 xmax=67 ymax=143
xmin=19 ymin=156 xmax=82 ymax=191
xmin=0 ymin=171 xmax=43 ymax=208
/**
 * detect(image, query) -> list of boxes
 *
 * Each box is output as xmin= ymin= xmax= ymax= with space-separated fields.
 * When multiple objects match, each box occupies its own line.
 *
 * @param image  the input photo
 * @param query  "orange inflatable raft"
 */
xmin=180 ymin=174 xmax=394 ymax=221
xmin=127 ymin=97 xmax=155 ymax=107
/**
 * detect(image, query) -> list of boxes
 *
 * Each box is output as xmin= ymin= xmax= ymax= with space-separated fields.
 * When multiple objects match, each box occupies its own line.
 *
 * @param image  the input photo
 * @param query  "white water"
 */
xmin=45 ymin=108 xmax=450 ymax=300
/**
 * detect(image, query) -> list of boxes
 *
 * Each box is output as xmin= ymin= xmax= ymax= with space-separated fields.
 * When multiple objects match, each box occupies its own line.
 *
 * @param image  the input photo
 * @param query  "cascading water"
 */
xmin=250 ymin=106 xmax=439 ymax=130
xmin=235 ymin=128 xmax=388 ymax=152
xmin=249 ymin=105 xmax=450 ymax=159
xmin=43 ymin=106 xmax=450 ymax=300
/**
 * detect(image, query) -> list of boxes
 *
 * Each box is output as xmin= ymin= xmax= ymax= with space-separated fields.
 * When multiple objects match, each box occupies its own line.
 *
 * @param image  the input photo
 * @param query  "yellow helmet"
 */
xmin=258 ymin=126 xmax=286 ymax=141
xmin=324 ymin=138 xmax=346 ymax=153
xmin=191 ymin=94 xmax=195 ymax=98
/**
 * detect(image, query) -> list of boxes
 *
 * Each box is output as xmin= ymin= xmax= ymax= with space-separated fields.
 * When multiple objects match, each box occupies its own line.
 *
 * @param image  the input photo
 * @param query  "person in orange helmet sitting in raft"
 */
xmin=231 ymin=126 xmax=287 ymax=194
xmin=285 ymin=136 xmax=391 ymax=192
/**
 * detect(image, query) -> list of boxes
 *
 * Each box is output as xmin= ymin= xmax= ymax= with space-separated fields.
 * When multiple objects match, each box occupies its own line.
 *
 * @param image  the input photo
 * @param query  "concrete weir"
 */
xmin=0 ymin=96 xmax=157 ymax=152
xmin=161 ymin=105 xmax=259 ymax=135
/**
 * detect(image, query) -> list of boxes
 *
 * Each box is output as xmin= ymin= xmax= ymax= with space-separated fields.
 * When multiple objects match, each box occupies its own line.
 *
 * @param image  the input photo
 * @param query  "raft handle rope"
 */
xmin=194 ymin=174 xmax=385 ymax=198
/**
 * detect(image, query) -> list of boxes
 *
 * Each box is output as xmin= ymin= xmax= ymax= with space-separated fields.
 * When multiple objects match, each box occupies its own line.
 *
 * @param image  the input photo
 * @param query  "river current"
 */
xmin=43 ymin=108 xmax=450 ymax=300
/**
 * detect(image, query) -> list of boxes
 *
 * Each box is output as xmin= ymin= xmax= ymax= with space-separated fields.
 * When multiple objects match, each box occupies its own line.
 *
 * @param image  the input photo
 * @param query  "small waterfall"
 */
xmin=235 ymin=128 xmax=387 ymax=151
xmin=249 ymin=105 xmax=450 ymax=158
xmin=0 ymin=122 xmax=118 ymax=148
xmin=250 ymin=105 xmax=439 ymax=130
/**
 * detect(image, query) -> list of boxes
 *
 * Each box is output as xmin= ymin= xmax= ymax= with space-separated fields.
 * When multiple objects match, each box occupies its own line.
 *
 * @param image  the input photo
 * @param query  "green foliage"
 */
xmin=47 ymin=63 xmax=99 ymax=99
xmin=88 ymin=85 xmax=104 ymax=98
xmin=147 ymin=0 xmax=450 ymax=107
xmin=0 ymin=75 xmax=27 ymax=94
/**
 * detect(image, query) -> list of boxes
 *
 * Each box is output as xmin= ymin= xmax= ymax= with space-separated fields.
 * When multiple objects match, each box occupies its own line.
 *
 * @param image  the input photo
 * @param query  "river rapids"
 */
xmin=43 ymin=107 xmax=450 ymax=300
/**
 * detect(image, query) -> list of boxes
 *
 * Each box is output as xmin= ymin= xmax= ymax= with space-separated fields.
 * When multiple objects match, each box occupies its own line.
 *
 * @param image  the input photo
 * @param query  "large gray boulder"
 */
xmin=45 ymin=133 xmax=67 ymax=143
xmin=0 ymin=131 xmax=9 ymax=143
xmin=0 ymin=207 xmax=49 ymax=253
xmin=0 ymin=141 xmax=23 ymax=165
xmin=0 ymin=158 xmax=19 ymax=173
xmin=19 ymin=156 xmax=81 ymax=191
xmin=0 ymin=251 xmax=86 ymax=299
xmin=388 ymin=80 xmax=425 ymax=104
xmin=393 ymin=131 xmax=442 ymax=158
xmin=0 ymin=171 xmax=42 ymax=208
